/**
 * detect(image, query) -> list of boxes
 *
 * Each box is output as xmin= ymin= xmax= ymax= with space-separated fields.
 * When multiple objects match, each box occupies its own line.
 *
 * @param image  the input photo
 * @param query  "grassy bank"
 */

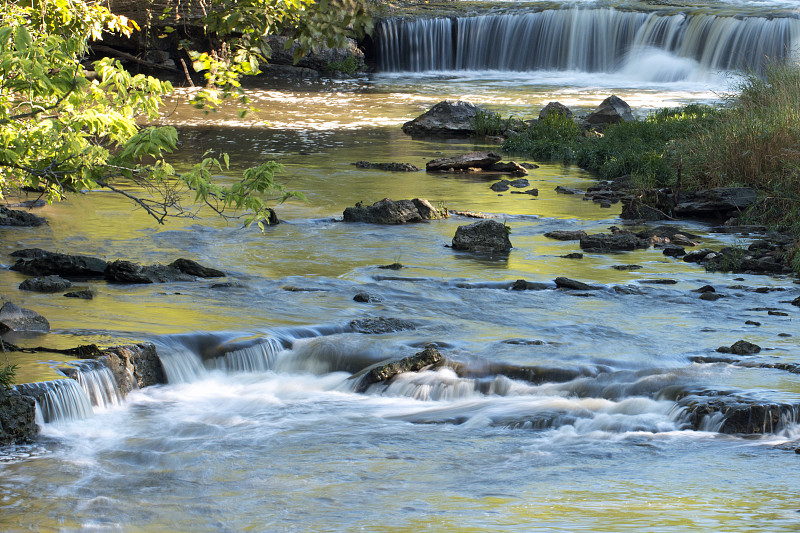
xmin=502 ymin=63 xmax=800 ymax=273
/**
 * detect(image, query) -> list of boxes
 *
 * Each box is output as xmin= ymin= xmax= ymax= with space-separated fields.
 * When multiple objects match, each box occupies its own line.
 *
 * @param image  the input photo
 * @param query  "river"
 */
xmin=2 ymin=1 xmax=800 ymax=531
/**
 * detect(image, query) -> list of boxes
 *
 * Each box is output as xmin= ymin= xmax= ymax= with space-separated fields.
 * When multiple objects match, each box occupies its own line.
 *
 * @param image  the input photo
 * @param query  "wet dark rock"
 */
xmin=378 ymin=263 xmax=403 ymax=270
xmin=694 ymin=285 xmax=716 ymax=293
xmin=455 ymin=361 xmax=608 ymax=385
xmin=678 ymin=392 xmax=800 ymax=434
xmin=169 ymin=258 xmax=225 ymax=278
xmin=673 ymin=188 xmax=757 ymax=219
xmin=510 ymin=280 xmax=550 ymax=291
xmin=561 ymin=253 xmax=583 ymax=259
xmin=426 ymin=151 xmax=502 ymax=172
xmin=402 ymin=100 xmax=493 ymax=137
xmin=490 ymin=181 xmax=510 ymax=192
xmin=0 ymin=206 xmax=47 ymax=227
xmin=580 ymin=232 xmax=649 ymax=252
xmin=104 ymin=260 xmax=194 ymax=284
xmin=452 ymin=219 xmax=512 ymax=254
xmin=544 ymin=230 xmax=587 ymax=241
xmin=585 ymin=95 xmax=634 ymax=129
xmin=639 ymin=279 xmax=678 ymax=285
xmin=97 ymin=343 xmax=167 ymax=394
xmin=354 ymin=161 xmax=420 ymax=172
xmin=63 ymin=289 xmax=95 ymax=299
xmin=554 ymin=277 xmax=600 ymax=291
xmin=793 ymin=296 xmax=800 ymax=307
xmin=612 ymin=264 xmax=642 ymax=270
xmin=539 ymin=101 xmax=573 ymax=120
xmin=349 ymin=317 xmax=416 ymax=334
xmin=10 ymin=248 xmax=108 ymax=279
xmin=343 ymin=198 xmax=444 ymax=224
xmin=353 ymin=345 xmax=443 ymax=392
xmin=717 ymin=340 xmax=761 ymax=355
xmin=503 ymin=338 xmax=547 ymax=346
xmin=520 ymin=163 xmax=540 ymax=170
xmin=699 ymin=292 xmax=725 ymax=301
xmin=0 ymin=301 xmax=49 ymax=333
xmin=510 ymin=189 xmax=539 ymax=196
xmin=683 ymin=248 xmax=715 ymax=263
xmin=745 ymin=320 xmax=761 ymax=326
xmin=486 ymin=162 xmax=528 ymax=175
xmin=354 ymin=292 xmax=382 ymax=303
xmin=768 ymin=310 xmax=789 ymax=316
xmin=662 ymin=246 xmax=686 ymax=257
xmin=0 ymin=389 xmax=38 ymax=445
xmin=554 ymin=185 xmax=584 ymax=195
xmin=211 ymin=282 xmax=247 ymax=289
xmin=779 ymin=333 xmax=792 ymax=337
xmin=449 ymin=210 xmax=495 ymax=219
xmin=18 ymin=275 xmax=72 ymax=293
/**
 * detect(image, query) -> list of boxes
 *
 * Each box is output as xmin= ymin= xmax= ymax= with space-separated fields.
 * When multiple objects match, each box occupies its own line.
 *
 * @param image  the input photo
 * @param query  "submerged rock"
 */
xmin=402 ymin=100 xmax=492 ymax=137
xmin=354 ymin=161 xmax=420 ymax=172
xmin=63 ymin=289 xmax=95 ymax=299
xmin=353 ymin=345 xmax=443 ymax=392
xmin=349 ymin=317 xmax=416 ymax=334
xmin=580 ymin=232 xmax=649 ymax=252
xmin=18 ymin=275 xmax=72 ymax=293
xmin=343 ymin=198 xmax=445 ymax=224
xmin=426 ymin=151 xmax=502 ymax=172
xmin=0 ymin=301 xmax=49 ymax=333
xmin=0 ymin=206 xmax=46 ymax=227
xmin=717 ymin=340 xmax=761 ymax=355
xmin=452 ymin=219 xmax=512 ymax=254
xmin=544 ymin=230 xmax=587 ymax=241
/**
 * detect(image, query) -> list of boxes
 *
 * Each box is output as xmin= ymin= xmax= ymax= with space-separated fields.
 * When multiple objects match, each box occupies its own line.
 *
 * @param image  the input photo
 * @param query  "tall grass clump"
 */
xmin=503 ymin=112 xmax=580 ymax=161
xmin=471 ymin=109 xmax=523 ymax=137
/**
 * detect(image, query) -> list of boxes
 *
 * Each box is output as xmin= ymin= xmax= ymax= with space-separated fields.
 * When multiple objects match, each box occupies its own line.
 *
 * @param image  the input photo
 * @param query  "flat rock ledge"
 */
xmin=426 ymin=151 xmax=527 ymax=175
xmin=343 ymin=198 xmax=446 ymax=224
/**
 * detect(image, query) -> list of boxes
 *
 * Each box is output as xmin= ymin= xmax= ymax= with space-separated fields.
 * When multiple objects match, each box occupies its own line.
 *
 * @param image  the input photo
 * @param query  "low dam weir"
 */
xmin=374 ymin=7 xmax=800 ymax=77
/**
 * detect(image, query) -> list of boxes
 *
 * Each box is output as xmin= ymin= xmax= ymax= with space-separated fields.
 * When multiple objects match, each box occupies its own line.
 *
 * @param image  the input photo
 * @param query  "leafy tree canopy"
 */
xmin=0 ymin=0 xmax=372 ymax=229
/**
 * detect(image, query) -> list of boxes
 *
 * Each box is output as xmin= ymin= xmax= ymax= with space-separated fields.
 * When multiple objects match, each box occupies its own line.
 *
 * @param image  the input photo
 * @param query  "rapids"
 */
xmin=2 ymin=1 xmax=800 ymax=530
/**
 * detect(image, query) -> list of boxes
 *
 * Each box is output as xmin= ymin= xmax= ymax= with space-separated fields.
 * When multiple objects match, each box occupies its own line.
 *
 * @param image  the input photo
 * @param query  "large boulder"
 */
xmin=0 ymin=301 xmax=50 ymax=333
xmin=403 ymin=100 xmax=493 ymax=137
xmin=97 ymin=343 xmax=167 ymax=394
xmin=10 ymin=248 xmax=108 ymax=278
xmin=452 ymin=219 xmax=512 ymax=253
xmin=585 ymin=95 xmax=634 ymax=128
xmin=538 ymin=101 xmax=573 ymax=120
xmin=0 ymin=206 xmax=46 ymax=227
xmin=673 ymin=188 xmax=757 ymax=219
xmin=0 ymin=389 xmax=38 ymax=445
xmin=353 ymin=345 xmax=443 ymax=392
xmin=169 ymin=258 xmax=225 ymax=278
xmin=343 ymin=198 xmax=444 ymax=224
xmin=426 ymin=151 xmax=503 ymax=172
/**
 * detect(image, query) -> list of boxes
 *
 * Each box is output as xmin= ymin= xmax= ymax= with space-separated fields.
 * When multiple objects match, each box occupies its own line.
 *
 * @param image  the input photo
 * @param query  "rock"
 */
xmin=768 ymin=310 xmax=789 ymax=316
xmin=0 ymin=206 xmax=46 ymax=227
xmin=426 ymin=151 xmax=502 ymax=172
xmin=579 ymin=232 xmax=649 ymax=252
xmin=18 ymin=275 xmax=72 ymax=293
xmin=402 ymin=100 xmax=493 ymax=137
xmin=545 ymin=230 xmax=587 ymax=241
xmin=490 ymin=178 xmax=531 ymax=191
xmin=354 ymin=161 xmax=420 ymax=172
xmin=554 ymin=277 xmax=600 ymax=290
xmin=510 ymin=280 xmax=550 ymax=291
xmin=620 ymin=198 xmax=670 ymax=221
xmin=343 ymin=198 xmax=444 ymax=224
xmin=63 ymin=289 xmax=95 ymax=299
xmin=97 ymin=343 xmax=167 ymax=393
xmin=104 ymin=260 xmax=194 ymax=284
xmin=353 ymin=345 xmax=443 ymax=392
xmin=746 ymin=320 xmax=761 ymax=326
xmin=486 ymin=162 xmax=528 ymax=175
xmin=377 ymin=263 xmax=403 ymax=270
xmin=10 ymin=248 xmax=108 ymax=279
xmin=510 ymin=189 xmax=539 ymax=196
xmin=538 ymin=101 xmax=573 ymax=120
xmin=717 ymin=340 xmax=761 ymax=355
xmin=694 ymin=285 xmax=716 ymax=293
xmin=521 ymin=163 xmax=539 ymax=170
xmin=0 ymin=389 xmax=38 ymax=445
xmin=452 ymin=219 xmax=512 ymax=254
xmin=673 ymin=188 xmax=757 ymax=219
xmin=555 ymin=186 xmax=584 ymax=195
xmin=662 ymin=246 xmax=686 ymax=257
xmin=678 ymin=392 xmax=798 ymax=434
xmin=349 ymin=317 xmax=416 ymax=334
xmin=561 ymin=253 xmax=584 ymax=259
xmin=640 ymin=279 xmax=678 ymax=285
xmin=353 ymin=292 xmax=382 ymax=303
xmin=585 ymin=95 xmax=634 ymax=128
xmin=490 ymin=181 xmax=510 ymax=192
xmin=612 ymin=264 xmax=642 ymax=270
xmin=0 ymin=301 xmax=50 ymax=333
xmin=700 ymin=292 xmax=725 ymax=301
xmin=169 ymin=258 xmax=225 ymax=278
xmin=684 ymin=248 xmax=715 ymax=263
xmin=792 ymin=296 xmax=800 ymax=307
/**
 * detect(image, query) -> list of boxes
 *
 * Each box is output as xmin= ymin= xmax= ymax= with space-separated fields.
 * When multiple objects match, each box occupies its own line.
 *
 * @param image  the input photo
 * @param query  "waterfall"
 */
xmin=375 ymin=8 xmax=800 ymax=77
xmin=68 ymin=360 xmax=123 ymax=410
xmin=15 ymin=380 xmax=93 ymax=424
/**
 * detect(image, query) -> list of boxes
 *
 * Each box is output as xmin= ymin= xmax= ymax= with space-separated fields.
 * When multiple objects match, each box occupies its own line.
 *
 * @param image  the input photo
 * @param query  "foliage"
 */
xmin=327 ymin=55 xmax=361 ymax=75
xmin=503 ymin=112 xmax=579 ymax=161
xmin=0 ymin=0 xmax=368 ymax=229
xmin=471 ymin=109 xmax=525 ymax=137
xmin=0 ymin=363 xmax=16 ymax=390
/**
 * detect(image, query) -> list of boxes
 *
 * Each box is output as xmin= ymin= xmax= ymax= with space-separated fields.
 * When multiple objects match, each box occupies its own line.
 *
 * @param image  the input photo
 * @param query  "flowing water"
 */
xmin=2 ymin=1 xmax=800 ymax=531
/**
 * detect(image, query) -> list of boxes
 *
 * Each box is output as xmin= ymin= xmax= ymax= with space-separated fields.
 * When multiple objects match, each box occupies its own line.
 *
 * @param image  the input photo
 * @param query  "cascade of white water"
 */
xmin=206 ymin=337 xmax=285 ymax=373
xmin=71 ymin=360 xmax=123 ymax=409
xmin=15 ymin=380 xmax=93 ymax=424
xmin=375 ymin=8 xmax=800 ymax=77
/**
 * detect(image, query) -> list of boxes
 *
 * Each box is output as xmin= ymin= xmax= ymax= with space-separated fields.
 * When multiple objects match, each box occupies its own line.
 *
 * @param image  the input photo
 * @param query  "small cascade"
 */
xmin=15 ymin=380 xmax=93 ymax=424
xmin=65 ymin=360 xmax=123 ymax=410
xmin=375 ymin=8 xmax=800 ymax=77
xmin=206 ymin=337 xmax=285 ymax=373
